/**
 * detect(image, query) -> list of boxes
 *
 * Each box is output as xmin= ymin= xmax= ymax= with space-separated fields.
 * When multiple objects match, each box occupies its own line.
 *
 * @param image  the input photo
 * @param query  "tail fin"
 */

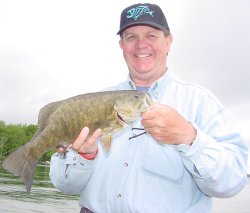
xmin=2 ymin=144 xmax=37 ymax=194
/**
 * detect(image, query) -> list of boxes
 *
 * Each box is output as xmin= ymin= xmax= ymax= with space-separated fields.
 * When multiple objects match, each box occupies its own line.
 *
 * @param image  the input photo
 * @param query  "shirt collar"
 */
xmin=127 ymin=69 xmax=173 ymax=99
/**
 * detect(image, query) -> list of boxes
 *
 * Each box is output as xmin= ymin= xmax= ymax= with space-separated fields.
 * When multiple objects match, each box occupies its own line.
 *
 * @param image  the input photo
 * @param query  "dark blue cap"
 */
xmin=117 ymin=3 xmax=170 ymax=35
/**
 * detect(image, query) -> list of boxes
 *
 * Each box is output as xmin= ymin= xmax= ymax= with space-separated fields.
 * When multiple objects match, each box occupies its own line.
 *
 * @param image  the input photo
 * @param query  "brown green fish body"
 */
xmin=2 ymin=90 xmax=152 ymax=193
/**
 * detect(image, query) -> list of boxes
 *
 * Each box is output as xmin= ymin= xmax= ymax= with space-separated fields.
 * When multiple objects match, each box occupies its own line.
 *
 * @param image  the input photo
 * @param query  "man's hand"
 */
xmin=72 ymin=127 xmax=102 ymax=157
xmin=141 ymin=103 xmax=196 ymax=145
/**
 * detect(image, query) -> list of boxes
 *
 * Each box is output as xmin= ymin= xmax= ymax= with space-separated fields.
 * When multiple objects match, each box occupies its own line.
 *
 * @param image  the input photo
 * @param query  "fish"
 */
xmin=2 ymin=90 xmax=153 ymax=194
xmin=127 ymin=6 xmax=154 ymax=20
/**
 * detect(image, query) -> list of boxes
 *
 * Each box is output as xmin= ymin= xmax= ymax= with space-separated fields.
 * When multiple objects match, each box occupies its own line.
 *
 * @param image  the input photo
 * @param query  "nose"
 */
xmin=135 ymin=36 xmax=148 ymax=49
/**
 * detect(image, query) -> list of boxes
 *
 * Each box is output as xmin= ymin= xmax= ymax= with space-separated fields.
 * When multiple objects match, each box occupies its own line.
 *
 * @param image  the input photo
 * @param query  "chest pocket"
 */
xmin=141 ymin=140 xmax=184 ymax=182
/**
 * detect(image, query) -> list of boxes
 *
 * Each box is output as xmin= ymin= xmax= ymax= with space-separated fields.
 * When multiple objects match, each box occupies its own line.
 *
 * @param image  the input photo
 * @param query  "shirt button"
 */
xmin=117 ymin=193 xmax=122 ymax=198
xmin=124 ymin=162 xmax=128 ymax=167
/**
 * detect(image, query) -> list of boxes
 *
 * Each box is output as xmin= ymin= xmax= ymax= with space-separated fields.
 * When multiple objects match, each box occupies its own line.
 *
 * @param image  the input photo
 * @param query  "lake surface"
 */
xmin=0 ymin=162 xmax=250 ymax=213
xmin=0 ymin=162 xmax=80 ymax=212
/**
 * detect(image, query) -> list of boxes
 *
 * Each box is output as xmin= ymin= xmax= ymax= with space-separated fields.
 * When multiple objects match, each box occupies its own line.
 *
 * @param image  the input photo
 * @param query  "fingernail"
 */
xmin=83 ymin=127 xmax=89 ymax=133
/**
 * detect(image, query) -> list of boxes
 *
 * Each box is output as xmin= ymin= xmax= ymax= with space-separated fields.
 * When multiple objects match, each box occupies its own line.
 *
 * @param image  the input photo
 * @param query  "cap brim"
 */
xmin=117 ymin=22 xmax=169 ymax=35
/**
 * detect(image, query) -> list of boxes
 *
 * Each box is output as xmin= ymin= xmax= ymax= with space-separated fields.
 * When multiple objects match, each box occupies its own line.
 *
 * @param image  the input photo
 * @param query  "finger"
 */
xmin=82 ymin=129 xmax=102 ymax=152
xmin=84 ymin=129 xmax=102 ymax=147
xmin=141 ymin=104 xmax=160 ymax=120
xmin=144 ymin=127 xmax=150 ymax=133
xmin=91 ymin=128 xmax=102 ymax=140
xmin=79 ymin=126 xmax=90 ymax=139
xmin=77 ymin=129 xmax=101 ymax=154
xmin=141 ymin=110 xmax=154 ymax=120
xmin=141 ymin=116 xmax=154 ymax=129
xmin=72 ymin=127 xmax=90 ymax=151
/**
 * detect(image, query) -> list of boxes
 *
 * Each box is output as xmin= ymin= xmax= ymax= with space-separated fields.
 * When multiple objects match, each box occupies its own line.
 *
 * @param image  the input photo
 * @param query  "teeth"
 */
xmin=136 ymin=54 xmax=151 ymax=58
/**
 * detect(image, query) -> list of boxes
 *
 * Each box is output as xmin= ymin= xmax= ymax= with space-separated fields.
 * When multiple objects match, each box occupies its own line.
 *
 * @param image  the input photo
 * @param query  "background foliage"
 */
xmin=0 ymin=121 xmax=55 ymax=162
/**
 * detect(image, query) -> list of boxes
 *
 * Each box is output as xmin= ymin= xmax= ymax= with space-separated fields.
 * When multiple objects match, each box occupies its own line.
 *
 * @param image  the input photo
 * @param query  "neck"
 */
xmin=131 ymin=67 xmax=167 ymax=87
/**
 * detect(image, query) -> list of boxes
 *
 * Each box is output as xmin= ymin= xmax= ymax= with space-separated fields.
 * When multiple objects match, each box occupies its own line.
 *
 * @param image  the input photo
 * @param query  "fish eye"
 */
xmin=134 ymin=93 xmax=139 ymax=99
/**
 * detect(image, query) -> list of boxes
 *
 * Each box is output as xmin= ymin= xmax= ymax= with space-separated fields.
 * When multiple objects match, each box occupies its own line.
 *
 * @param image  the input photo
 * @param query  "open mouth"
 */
xmin=117 ymin=112 xmax=127 ymax=124
xmin=135 ymin=53 xmax=152 ymax=58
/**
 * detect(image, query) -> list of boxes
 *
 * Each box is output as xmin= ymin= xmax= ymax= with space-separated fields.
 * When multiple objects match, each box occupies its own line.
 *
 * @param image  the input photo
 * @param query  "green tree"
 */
xmin=0 ymin=121 xmax=55 ymax=162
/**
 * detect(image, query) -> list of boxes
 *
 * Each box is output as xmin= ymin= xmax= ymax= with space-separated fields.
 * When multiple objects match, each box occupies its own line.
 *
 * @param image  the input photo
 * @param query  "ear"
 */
xmin=166 ymin=34 xmax=173 ymax=45
xmin=164 ymin=34 xmax=173 ymax=55
xmin=119 ymin=39 xmax=124 ymax=50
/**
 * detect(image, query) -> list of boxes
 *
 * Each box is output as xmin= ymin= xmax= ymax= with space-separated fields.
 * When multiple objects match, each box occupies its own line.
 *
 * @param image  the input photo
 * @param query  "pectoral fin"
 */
xmin=100 ymin=135 xmax=112 ymax=152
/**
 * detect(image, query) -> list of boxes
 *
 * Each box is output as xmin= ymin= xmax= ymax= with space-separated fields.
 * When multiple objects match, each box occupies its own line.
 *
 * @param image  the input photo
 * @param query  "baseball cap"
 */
xmin=117 ymin=3 xmax=170 ymax=35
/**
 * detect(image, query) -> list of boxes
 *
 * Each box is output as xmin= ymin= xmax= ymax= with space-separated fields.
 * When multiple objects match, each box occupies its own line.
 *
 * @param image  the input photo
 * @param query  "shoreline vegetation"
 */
xmin=0 ymin=120 xmax=55 ymax=162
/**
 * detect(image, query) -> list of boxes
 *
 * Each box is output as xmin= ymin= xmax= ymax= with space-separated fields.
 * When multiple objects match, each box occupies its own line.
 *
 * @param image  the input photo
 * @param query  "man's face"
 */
xmin=119 ymin=25 xmax=172 ymax=86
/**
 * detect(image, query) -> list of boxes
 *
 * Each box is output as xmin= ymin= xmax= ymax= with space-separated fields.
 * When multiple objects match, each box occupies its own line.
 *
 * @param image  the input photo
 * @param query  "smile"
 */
xmin=135 ymin=53 xmax=152 ymax=58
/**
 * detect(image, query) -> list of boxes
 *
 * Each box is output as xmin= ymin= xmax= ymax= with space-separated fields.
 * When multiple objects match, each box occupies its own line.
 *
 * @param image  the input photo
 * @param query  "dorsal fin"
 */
xmin=38 ymin=101 xmax=63 ymax=131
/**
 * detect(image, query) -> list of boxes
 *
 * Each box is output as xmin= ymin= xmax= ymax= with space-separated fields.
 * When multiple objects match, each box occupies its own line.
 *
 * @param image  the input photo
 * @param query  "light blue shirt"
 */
xmin=49 ymin=70 xmax=248 ymax=213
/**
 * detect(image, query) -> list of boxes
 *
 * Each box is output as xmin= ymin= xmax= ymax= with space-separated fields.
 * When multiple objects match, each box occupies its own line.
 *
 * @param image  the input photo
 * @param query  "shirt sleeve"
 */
xmin=49 ymin=149 xmax=97 ymax=195
xmin=176 ymin=109 xmax=248 ymax=198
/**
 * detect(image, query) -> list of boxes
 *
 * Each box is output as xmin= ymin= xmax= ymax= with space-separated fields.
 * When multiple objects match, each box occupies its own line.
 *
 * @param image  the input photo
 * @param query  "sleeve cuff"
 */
xmin=79 ymin=149 xmax=98 ymax=160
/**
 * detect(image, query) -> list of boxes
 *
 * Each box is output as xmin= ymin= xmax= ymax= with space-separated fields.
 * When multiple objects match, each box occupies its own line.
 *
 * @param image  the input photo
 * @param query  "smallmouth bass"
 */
xmin=2 ymin=90 xmax=153 ymax=193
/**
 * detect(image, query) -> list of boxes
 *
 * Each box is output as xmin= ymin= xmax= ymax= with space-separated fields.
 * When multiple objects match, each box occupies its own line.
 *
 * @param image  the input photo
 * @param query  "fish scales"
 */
xmin=2 ymin=90 xmax=153 ymax=193
xmin=33 ymin=92 xmax=120 ymax=155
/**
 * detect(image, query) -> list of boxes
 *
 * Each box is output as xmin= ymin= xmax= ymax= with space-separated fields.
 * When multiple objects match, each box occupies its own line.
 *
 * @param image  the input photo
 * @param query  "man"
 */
xmin=50 ymin=3 xmax=248 ymax=213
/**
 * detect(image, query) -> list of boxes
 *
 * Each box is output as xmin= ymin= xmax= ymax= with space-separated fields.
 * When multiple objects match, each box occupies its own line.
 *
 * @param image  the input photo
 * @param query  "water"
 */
xmin=0 ymin=163 xmax=80 ymax=213
xmin=0 ymin=162 xmax=250 ymax=213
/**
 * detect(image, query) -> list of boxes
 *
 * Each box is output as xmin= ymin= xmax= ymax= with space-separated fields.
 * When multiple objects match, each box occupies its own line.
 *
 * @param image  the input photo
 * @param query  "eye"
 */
xmin=124 ymin=34 xmax=137 ymax=42
xmin=147 ymin=33 xmax=158 ymax=39
xmin=134 ymin=93 xmax=139 ymax=99
xmin=149 ymin=34 xmax=156 ymax=37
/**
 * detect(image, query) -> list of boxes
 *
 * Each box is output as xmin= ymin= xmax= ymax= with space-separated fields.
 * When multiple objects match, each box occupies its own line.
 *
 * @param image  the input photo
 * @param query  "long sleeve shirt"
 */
xmin=49 ymin=70 xmax=248 ymax=213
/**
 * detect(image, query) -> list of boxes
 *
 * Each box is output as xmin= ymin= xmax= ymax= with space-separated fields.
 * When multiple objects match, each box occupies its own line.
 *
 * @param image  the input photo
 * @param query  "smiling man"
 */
xmin=50 ymin=3 xmax=248 ymax=213
xmin=119 ymin=25 xmax=172 ymax=87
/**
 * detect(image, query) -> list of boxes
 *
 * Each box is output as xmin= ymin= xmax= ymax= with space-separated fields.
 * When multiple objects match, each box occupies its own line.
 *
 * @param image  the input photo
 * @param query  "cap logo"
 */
xmin=126 ymin=6 xmax=154 ymax=21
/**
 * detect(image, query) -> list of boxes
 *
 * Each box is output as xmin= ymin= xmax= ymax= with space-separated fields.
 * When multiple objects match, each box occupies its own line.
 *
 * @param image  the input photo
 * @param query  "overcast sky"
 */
xmin=0 ymin=0 xmax=249 ymax=145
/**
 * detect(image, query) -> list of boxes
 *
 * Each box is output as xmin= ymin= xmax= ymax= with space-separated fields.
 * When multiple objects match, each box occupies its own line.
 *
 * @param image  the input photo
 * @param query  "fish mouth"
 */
xmin=116 ymin=112 xmax=134 ymax=125
xmin=117 ymin=112 xmax=127 ymax=124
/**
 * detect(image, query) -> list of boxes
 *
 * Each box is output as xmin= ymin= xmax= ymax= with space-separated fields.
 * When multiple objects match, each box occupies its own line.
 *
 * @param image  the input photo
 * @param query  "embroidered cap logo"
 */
xmin=126 ymin=6 xmax=154 ymax=21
